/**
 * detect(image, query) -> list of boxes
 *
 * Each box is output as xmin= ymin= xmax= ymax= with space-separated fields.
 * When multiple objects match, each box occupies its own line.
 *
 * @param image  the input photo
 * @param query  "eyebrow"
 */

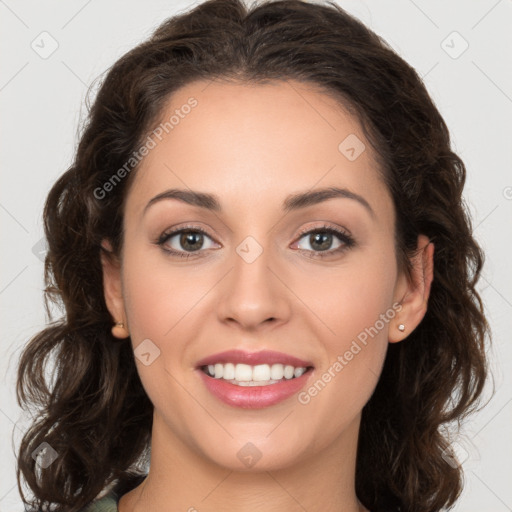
xmin=143 ymin=186 xmax=375 ymax=218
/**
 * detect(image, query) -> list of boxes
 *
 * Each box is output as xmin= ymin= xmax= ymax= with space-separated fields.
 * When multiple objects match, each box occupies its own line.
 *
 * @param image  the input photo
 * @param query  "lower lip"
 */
xmin=196 ymin=368 xmax=314 ymax=409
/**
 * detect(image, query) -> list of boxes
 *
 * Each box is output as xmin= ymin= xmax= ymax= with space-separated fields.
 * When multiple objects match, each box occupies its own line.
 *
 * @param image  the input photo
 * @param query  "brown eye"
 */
xmin=156 ymin=226 xmax=219 ymax=258
xmin=294 ymin=225 xmax=355 ymax=259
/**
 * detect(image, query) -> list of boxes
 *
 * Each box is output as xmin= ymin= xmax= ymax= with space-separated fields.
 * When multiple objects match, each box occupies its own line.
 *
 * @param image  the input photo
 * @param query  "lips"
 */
xmin=195 ymin=349 xmax=314 ymax=369
xmin=197 ymin=367 xmax=314 ymax=409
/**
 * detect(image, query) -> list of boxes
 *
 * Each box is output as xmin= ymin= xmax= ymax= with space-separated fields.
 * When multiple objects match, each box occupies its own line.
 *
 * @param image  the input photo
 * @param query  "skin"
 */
xmin=101 ymin=79 xmax=434 ymax=512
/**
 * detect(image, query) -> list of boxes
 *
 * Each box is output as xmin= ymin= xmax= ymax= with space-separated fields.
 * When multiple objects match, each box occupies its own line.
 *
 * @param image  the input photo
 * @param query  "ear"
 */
xmin=389 ymin=234 xmax=434 ymax=343
xmin=100 ymin=239 xmax=129 ymax=338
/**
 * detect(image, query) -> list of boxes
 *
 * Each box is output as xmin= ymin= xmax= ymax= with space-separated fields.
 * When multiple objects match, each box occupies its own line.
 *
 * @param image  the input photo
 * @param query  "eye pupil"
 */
xmin=181 ymin=231 xmax=203 ymax=251
xmin=310 ymin=232 xmax=332 ymax=251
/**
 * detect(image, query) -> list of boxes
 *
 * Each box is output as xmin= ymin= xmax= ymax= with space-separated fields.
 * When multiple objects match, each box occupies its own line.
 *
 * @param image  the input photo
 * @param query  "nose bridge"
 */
xmin=217 ymin=232 xmax=289 ymax=329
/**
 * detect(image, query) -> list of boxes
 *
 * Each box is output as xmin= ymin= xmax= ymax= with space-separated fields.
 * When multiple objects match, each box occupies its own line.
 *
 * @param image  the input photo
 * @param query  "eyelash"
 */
xmin=154 ymin=223 xmax=355 ymax=260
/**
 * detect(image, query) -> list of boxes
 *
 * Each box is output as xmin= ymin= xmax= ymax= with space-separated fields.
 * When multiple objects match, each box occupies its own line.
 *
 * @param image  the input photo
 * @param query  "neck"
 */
xmin=119 ymin=410 xmax=367 ymax=512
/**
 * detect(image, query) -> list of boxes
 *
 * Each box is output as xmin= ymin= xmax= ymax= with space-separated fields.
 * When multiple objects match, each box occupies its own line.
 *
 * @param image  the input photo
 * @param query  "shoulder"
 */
xmin=78 ymin=490 xmax=119 ymax=512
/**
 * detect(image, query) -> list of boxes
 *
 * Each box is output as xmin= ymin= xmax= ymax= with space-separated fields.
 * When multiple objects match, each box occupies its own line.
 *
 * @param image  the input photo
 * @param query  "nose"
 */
xmin=216 ymin=240 xmax=291 ymax=332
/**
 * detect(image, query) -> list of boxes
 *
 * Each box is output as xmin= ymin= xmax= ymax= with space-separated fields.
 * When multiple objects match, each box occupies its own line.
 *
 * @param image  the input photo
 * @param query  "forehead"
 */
xmin=125 ymin=79 xmax=391 ymax=220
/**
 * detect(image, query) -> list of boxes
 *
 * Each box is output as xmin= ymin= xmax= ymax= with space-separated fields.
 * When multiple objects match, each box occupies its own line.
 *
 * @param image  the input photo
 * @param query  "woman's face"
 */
xmin=103 ymin=79 xmax=428 ymax=471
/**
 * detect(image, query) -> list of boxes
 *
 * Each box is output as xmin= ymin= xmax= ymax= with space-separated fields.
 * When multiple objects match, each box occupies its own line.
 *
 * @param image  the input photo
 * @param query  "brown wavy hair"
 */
xmin=16 ymin=0 xmax=491 ymax=511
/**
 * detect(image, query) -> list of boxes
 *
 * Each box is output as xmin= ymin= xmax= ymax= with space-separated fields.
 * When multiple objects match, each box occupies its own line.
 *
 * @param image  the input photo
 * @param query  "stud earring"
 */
xmin=398 ymin=324 xmax=405 ymax=332
xmin=111 ymin=321 xmax=129 ymax=339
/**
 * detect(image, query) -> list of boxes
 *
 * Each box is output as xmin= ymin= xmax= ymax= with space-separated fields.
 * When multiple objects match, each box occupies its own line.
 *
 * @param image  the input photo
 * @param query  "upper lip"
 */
xmin=196 ymin=349 xmax=314 ymax=368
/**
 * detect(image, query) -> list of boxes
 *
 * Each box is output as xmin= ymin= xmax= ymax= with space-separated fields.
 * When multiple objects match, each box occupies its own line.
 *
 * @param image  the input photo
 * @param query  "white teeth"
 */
xmin=214 ymin=363 xmax=223 ymax=379
xmin=294 ymin=367 xmax=306 ymax=378
xmin=270 ymin=364 xmax=284 ymax=380
xmin=235 ymin=363 xmax=253 ymax=381
xmin=223 ymin=362 xmax=235 ymax=380
xmin=253 ymin=364 xmax=270 ymax=381
xmin=284 ymin=365 xmax=295 ymax=379
xmin=204 ymin=363 xmax=309 ymax=383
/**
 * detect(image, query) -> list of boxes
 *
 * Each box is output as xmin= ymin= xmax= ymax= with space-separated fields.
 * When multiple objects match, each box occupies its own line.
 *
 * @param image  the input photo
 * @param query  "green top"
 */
xmin=80 ymin=490 xmax=120 ymax=512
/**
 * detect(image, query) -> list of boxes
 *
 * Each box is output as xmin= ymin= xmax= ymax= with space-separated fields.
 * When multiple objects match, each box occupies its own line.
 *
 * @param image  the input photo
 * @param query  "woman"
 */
xmin=16 ymin=0 xmax=490 ymax=511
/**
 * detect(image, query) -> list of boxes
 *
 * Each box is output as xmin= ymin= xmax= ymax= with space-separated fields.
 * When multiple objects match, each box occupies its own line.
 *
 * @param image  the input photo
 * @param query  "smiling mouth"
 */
xmin=199 ymin=362 xmax=314 ymax=386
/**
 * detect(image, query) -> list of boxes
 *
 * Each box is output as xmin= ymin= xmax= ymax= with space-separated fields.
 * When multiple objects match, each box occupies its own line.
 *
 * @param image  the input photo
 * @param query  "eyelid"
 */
xmin=156 ymin=223 xmax=215 ymax=243
xmin=154 ymin=222 xmax=355 ymax=259
xmin=295 ymin=222 xmax=353 ymax=239
xmin=155 ymin=224 xmax=220 ymax=254
xmin=292 ymin=223 xmax=355 ymax=257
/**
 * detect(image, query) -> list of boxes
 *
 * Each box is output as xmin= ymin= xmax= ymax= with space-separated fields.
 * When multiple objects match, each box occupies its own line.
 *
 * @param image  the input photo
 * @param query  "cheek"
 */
xmin=120 ymin=242 xmax=224 ymax=401
xmin=293 ymin=247 xmax=397 ymax=415
xmin=121 ymin=243 xmax=211 ymax=342
xmin=119 ymin=245 xmax=208 ymax=409
xmin=294 ymin=249 xmax=397 ymax=349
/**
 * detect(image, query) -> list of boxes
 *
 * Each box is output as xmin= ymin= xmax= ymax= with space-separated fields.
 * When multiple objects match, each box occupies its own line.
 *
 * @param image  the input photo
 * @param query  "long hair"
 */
xmin=16 ymin=1 xmax=490 ymax=511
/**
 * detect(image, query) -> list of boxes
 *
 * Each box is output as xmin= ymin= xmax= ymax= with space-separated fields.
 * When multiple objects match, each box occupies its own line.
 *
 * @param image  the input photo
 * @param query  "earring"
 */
xmin=111 ymin=321 xmax=129 ymax=339
xmin=398 ymin=324 xmax=405 ymax=332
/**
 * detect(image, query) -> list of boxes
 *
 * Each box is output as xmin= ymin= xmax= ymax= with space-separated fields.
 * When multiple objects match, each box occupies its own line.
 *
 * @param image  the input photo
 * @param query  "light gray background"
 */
xmin=1 ymin=0 xmax=511 ymax=510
